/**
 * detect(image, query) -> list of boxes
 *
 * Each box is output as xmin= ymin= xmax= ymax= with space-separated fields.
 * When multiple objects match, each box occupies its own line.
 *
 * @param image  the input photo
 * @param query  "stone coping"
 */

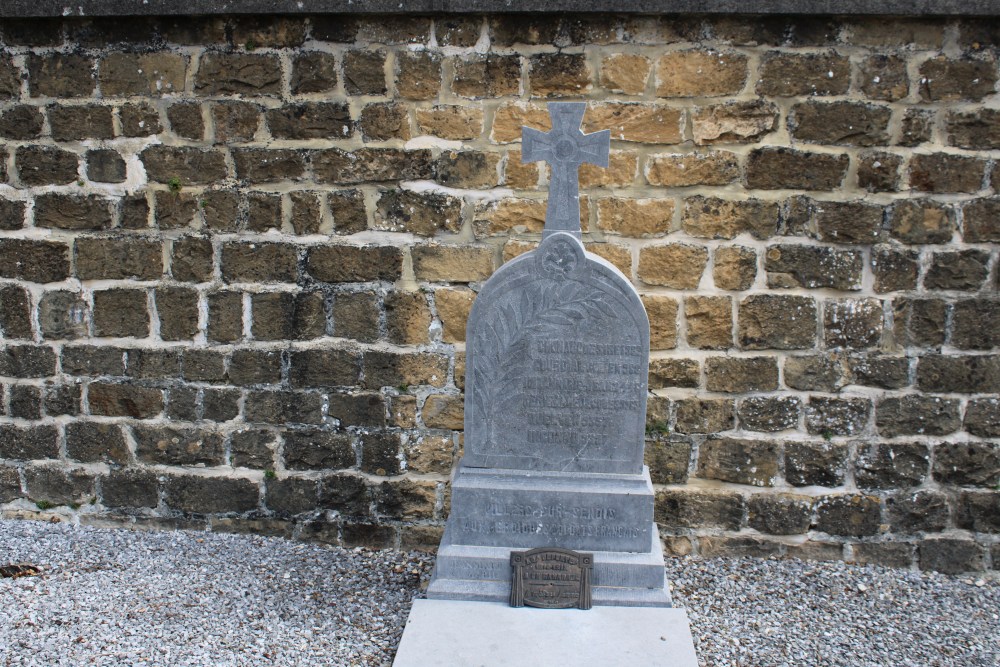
xmin=1 ymin=0 xmax=999 ymax=18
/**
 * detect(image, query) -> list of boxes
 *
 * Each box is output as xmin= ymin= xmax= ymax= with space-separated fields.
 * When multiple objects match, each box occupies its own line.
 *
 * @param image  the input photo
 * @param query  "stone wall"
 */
xmin=0 ymin=13 xmax=997 ymax=574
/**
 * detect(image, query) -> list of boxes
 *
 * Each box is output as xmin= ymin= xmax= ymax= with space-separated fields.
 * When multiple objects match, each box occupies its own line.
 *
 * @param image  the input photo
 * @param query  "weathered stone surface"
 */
xmin=222 ymin=242 xmax=297 ymax=284
xmin=43 ymin=103 xmax=106 ymax=139
xmin=92 ymin=290 xmax=150 ymax=338
xmin=434 ymin=151 xmax=501 ymax=190
xmin=529 ymin=53 xmax=591 ymax=97
xmin=919 ymin=56 xmax=997 ymax=102
xmin=165 ymin=475 xmax=259 ymax=514
xmin=739 ymin=295 xmax=816 ymax=350
xmin=890 ymin=199 xmax=955 ymax=244
xmin=135 ymin=426 xmax=224 ymax=466
xmin=957 ymin=492 xmax=1000 ymax=534
xmin=36 ymin=291 xmax=84 ymax=341
xmin=601 ymin=53 xmax=651 ymax=95
xmin=933 ymin=442 xmax=1000 ymax=487
xmin=655 ymin=490 xmax=744 ymax=531
xmin=766 ymin=244 xmax=862 ymax=290
xmin=76 ymin=237 xmax=162 ymax=281
xmin=918 ymin=539 xmax=985 ymax=574
xmin=329 ymin=292 xmax=377 ymax=343
xmin=789 ymin=101 xmax=891 ymax=146
xmin=34 ymin=194 xmax=112 ymax=231
xmin=706 ymin=356 xmax=778 ymax=393
xmin=596 ymin=198 xmax=674 ymax=237
xmin=746 ymin=148 xmax=848 ymax=190
xmin=0 ymin=285 xmax=33 ymax=340
xmin=266 ymin=102 xmax=352 ymax=140
xmin=645 ymin=437 xmax=691 ymax=485
xmin=675 ymin=399 xmax=734 ymax=435
xmin=738 ymin=396 xmax=801 ymax=432
xmin=0 ymin=467 xmax=23 ymax=503
xmin=373 ymin=190 xmax=462 ymax=237
xmin=141 ymin=146 xmax=227 ymax=186
xmin=877 ymin=396 xmax=961 ymax=437
xmin=648 ymin=153 xmax=739 ymax=187
xmin=17 ymin=146 xmax=78 ymax=186
xmin=952 ymin=299 xmax=1000 ymax=350
xmin=384 ymin=291 xmax=432 ymax=345
xmin=684 ymin=296 xmax=731 ymax=350
xmin=342 ymin=49 xmax=386 ymax=96
xmin=0 ymin=105 xmax=43 ymax=140
xmin=433 ymin=287 xmax=474 ymax=344
xmin=0 ymin=424 xmax=59 ymax=461
xmin=290 ymin=51 xmax=338 ymax=94
xmin=917 ymin=355 xmax=1000 ymax=393
xmin=86 ymin=149 xmax=126 ymax=183
xmin=965 ymin=398 xmax=1000 ymax=437
xmin=855 ymin=443 xmax=929 ymax=490
xmin=453 ymin=55 xmax=520 ymax=99
xmin=412 ymin=245 xmax=494 ymax=283
xmin=649 ymin=358 xmax=700 ymax=389
xmin=785 ymin=442 xmax=847 ymax=487
xmin=757 ymin=52 xmax=850 ymax=96
xmin=697 ymin=438 xmax=779 ymax=486
xmin=308 ymin=245 xmax=403 ymax=283
xmin=824 ymin=298 xmax=884 ymax=349
xmin=892 ymin=298 xmax=947 ymax=349
xmin=28 ymin=53 xmax=94 ymax=97
xmin=582 ymin=103 xmax=683 ymax=144
xmin=359 ymin=101 xmax=410 ymax=141
xmin=748 ymin=494 xmax=813 ymax=535
xmin=245 ymin=391 xmax=324 ymax=426
xmin=266 ymin=477 xmax=317 ymax=516
xmin=233 ymin=148 xmax=306 ymax=183
xmin=88 ymin=382 xmax=162 ymax=419
xmin=924 ymin=250 xmax=990 ymax=291
xmin=815 ymin=494 xmax=881 ymax=537
xmin=713 ymin=246 xmax=756 ymax=290
xmin=857 ymin=151 xmax=902 ymax=192
xmin=859 ymin=54 xmax=909 ymax=101
xmin=805 ymin=397 xmax=871 ymax=437
xmin=886 ymin=490 xmax=950 ymax=534
xmin=638 ymin=244 xmax=708 ymax=289
xmin=656 ymin=49 xmax=747 ymax=97
xmin=691 ymin=100 xmax=779 ymax=145
xmin=25 ymin=465 xmax=95 ymax=507
xmin=195 ymin=53 xmax=281 ymax=96
xmin=919 ymin=155 xmax=988 ymax=199
xmin=314 ymin=148 xmax=432 ymax=184
xmin=872 ymin=247 xmax=919 ymax=293
xmin=396 ymin=51 xmax=441 ymax=100
xmin=362 ymin=350 xmax=448 ymax=389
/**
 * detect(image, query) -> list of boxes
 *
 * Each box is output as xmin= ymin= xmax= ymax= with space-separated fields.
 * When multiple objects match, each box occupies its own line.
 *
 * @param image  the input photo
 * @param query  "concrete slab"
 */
xmin=393 ymin=599 xmax=698 ymax=667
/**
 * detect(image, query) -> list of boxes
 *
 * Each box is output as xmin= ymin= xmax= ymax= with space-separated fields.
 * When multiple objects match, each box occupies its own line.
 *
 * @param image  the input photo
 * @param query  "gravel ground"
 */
xmin=2 ymin=519 xmax=998 ymax=667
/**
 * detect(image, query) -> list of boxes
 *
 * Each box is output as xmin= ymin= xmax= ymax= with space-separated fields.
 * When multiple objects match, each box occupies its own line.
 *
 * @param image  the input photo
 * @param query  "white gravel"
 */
xmin=2 ymin=519 xmax=998 ymax=667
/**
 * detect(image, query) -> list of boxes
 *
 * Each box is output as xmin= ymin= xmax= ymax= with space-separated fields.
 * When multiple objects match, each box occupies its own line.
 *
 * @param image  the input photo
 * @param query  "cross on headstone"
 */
xmin=522 ymin=102 xmax=610 ymax=239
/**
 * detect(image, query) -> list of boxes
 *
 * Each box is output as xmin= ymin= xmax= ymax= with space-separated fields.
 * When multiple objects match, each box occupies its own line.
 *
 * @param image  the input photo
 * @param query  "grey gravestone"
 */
xmin=427 ymin=102 xmax=672 ymax=607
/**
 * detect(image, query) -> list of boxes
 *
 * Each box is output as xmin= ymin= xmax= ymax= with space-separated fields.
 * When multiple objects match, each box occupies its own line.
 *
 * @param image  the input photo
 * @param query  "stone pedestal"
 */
xmin=427 ymin=465 xmax=672 ymax=607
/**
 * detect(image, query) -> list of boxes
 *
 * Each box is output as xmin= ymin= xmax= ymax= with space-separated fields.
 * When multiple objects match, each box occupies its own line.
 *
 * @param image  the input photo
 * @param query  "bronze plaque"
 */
xmin=510 ymin=547 xmax=593 ymax=610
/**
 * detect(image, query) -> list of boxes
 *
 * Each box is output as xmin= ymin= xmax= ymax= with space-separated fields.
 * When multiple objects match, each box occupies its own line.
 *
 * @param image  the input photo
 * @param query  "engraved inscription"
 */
xmin=465 ymin=235 xmax=650 ymax=474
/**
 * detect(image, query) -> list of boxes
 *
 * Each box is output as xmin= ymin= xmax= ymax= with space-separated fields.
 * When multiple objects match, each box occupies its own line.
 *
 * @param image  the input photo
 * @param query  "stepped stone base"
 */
xmin=428 ymin=465 xmax=672 ymax=608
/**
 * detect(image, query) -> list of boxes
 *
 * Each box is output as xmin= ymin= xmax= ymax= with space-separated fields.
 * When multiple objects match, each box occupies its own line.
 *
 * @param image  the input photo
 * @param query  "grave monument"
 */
xmin=394 ymin=102 xmax=696 ymax=665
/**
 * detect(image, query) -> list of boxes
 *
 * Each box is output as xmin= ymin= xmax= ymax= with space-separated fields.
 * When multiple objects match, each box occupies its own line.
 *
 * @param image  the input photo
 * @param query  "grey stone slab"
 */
xmin=463 ymin=232 xmax=649 ymax=475
xmin=445 ymin=466 xmax=654 ymax=552
xmin=393 ymin=600 xmax=698 ymax=667
xmin=5 ymin=0 xmax=1000 ymax=17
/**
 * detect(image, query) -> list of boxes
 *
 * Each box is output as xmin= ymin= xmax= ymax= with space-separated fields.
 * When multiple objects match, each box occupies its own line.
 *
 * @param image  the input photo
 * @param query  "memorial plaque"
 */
xmin=510 ymin=547 xmax=593 ymax=610
xmin=427 ymin=102 xmax=672 ymax=608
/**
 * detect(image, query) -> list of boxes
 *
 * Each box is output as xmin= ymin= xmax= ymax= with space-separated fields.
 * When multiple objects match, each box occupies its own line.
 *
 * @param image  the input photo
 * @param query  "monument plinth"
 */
xmin=426 ymin=101 xmax=670 ymax=608
xmin=395 ymin=102 xmax=696 ymax=667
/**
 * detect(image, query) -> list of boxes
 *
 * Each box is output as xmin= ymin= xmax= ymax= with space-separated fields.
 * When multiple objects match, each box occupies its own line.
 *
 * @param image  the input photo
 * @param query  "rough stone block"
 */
xmin=877 ymin=396 xmax=961 ymax=437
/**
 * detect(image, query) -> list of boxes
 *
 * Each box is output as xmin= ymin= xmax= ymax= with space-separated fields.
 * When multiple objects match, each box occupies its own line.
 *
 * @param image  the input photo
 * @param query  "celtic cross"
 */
xmin=522 ymin=102 xmax=610 ymax=239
